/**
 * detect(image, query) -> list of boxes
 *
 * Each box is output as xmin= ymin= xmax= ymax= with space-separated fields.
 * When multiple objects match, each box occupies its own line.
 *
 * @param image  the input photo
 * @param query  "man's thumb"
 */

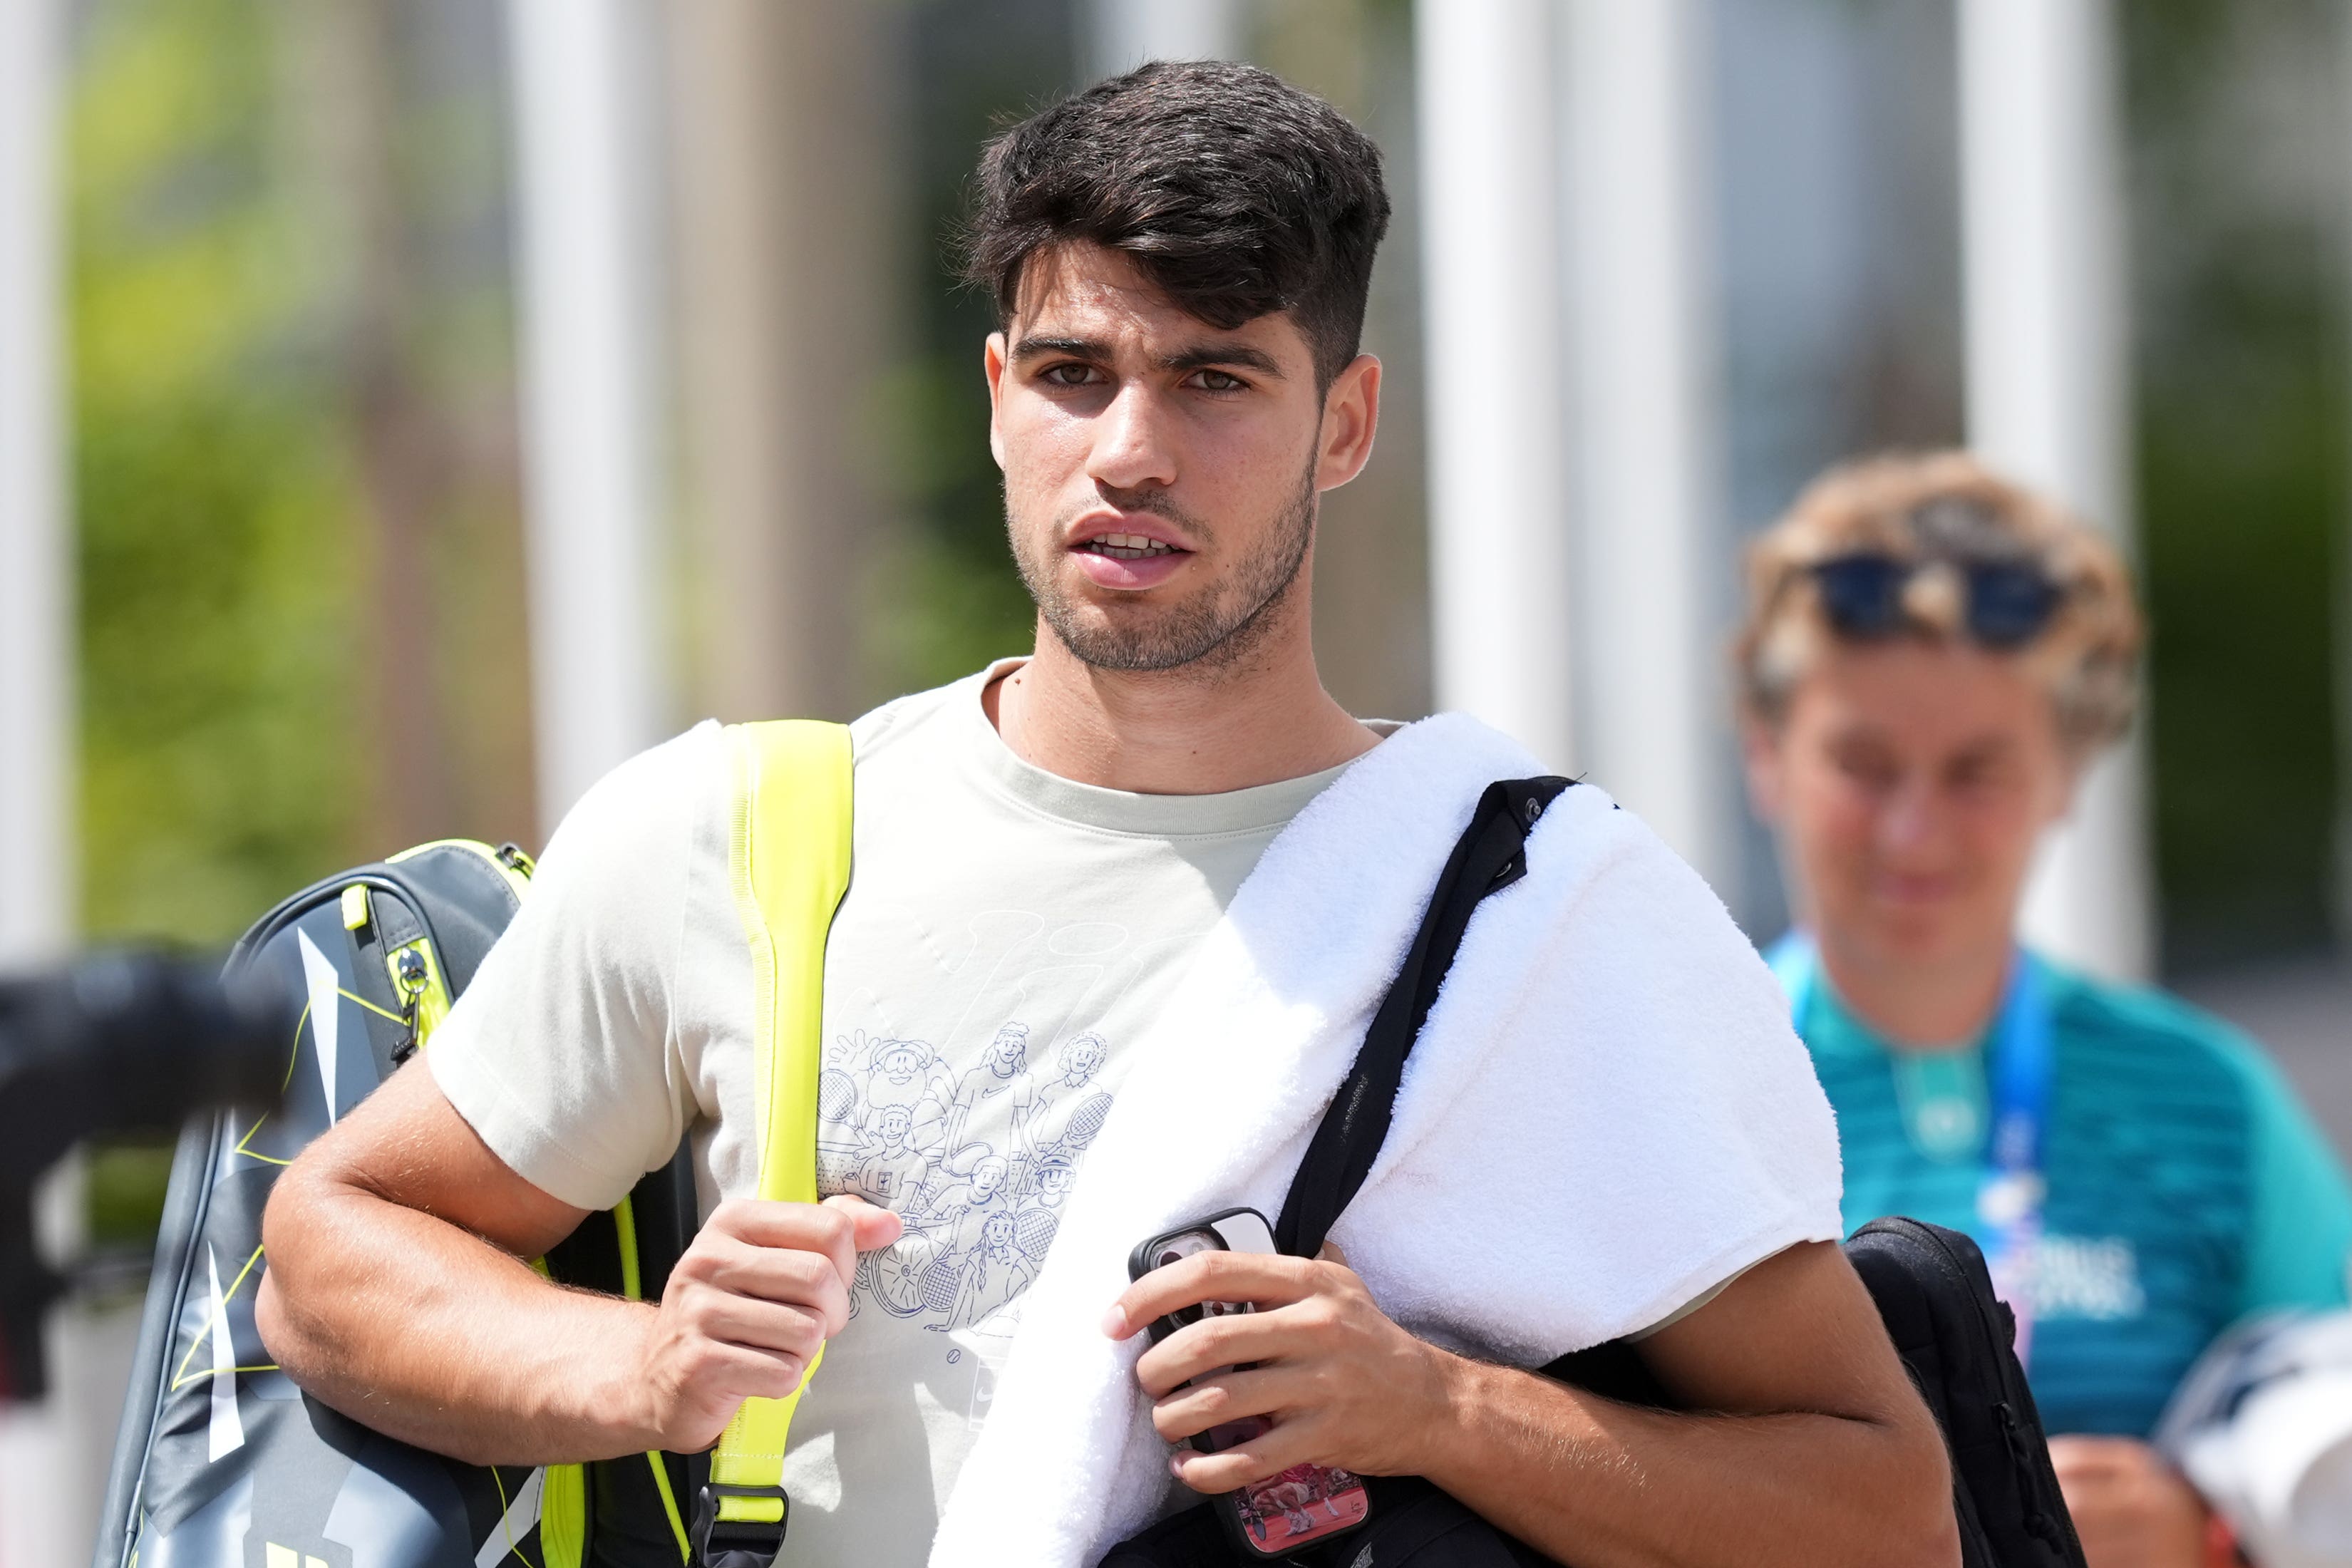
xmin=822 ymin=1192 xmax=904 ymax=1252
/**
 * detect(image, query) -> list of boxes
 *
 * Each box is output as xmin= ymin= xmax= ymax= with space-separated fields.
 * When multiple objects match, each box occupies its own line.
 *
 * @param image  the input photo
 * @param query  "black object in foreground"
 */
xmin=0 ymin=951 xmax=290 ymax=1403
xmin=1847 ymin=1217 xmax=2088 ymax=1568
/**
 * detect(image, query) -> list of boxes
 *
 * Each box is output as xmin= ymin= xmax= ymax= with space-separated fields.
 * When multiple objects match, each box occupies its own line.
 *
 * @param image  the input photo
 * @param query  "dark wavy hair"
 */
xmin=961 ymin=61 xmax=1392 ymax=390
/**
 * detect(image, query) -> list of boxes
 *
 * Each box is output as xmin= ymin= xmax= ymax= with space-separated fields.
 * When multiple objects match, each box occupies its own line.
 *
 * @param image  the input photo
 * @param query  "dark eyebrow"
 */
xmin=1010 ymin=334 xmax=1108 ymax=363
xmin=1160 ymin=343 xmax=1284 ymax=378
xmin=1009 ymin=333 xmax=1285 ymax=380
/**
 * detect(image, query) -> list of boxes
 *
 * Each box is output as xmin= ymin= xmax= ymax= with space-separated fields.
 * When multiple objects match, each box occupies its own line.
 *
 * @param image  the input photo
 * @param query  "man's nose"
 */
xmin=1877 ymin=777 xmax=1941 ymax=852
xmin=1086 ymin=381 xmax=1179 ymax=493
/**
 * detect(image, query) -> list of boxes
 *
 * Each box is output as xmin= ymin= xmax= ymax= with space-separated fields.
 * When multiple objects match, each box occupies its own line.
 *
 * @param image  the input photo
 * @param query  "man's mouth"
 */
xmin=1076 ymin=531 xmax=1185 ymax=561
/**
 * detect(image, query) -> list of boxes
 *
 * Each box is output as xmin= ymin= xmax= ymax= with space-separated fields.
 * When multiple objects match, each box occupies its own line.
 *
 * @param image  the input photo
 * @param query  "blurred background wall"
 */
xmin=4 ymin=0 xmax=2350 ymax=1556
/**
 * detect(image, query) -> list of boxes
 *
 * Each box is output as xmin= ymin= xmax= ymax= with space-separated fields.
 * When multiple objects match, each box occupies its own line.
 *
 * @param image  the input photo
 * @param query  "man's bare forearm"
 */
xmin=257 ymin=1168 xmax=661 ymax=1466
xmin=1421 ymin=1357 xmax=1959 ymax=1568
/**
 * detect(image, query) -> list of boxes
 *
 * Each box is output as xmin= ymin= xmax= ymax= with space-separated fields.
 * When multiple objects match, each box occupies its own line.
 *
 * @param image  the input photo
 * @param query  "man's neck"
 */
xmin=1815 ymin=929 xmax=2011 ymax=1051
xmin=985 ymin=604 xmax=1378 ymax=796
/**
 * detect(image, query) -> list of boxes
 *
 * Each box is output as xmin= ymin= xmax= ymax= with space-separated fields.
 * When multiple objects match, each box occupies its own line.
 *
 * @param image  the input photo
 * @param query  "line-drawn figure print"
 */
xmin=843 ymin=1014 xmax=1118 ymax=1329
xmin=941 ymin=1021 xmax=1037 ymax=1167
xmin=1023 ymin=1031 xmax=1114 ymax=1167
xmin=934 ymin=1210 xmax=1038 ymax=1331
xmin=848 ymin=1104 xmax=937 ymax=1209
xmin=819 ymin=1029 xmax=955 ymax=1193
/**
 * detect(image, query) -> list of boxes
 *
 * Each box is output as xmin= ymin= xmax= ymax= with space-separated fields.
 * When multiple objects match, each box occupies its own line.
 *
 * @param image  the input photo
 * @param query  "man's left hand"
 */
xmin=2048 ymin=1435 xmax=2211 ymax=1568
xmin=1105 ymin=1242 xmax=1453 ymax=1495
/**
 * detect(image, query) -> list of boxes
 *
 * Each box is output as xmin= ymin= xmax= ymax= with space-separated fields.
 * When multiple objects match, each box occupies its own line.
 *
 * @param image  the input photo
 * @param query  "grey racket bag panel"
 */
xmin=92 ymin=839 xmax=622 ymax=1568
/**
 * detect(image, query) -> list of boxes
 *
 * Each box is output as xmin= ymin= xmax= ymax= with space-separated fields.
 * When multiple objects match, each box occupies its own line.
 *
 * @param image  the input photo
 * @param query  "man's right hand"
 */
xmin=636 ymin=1195 xmax=902 ymax=1451
xmin=260 ymin=1061 xmax=904 ymax=1467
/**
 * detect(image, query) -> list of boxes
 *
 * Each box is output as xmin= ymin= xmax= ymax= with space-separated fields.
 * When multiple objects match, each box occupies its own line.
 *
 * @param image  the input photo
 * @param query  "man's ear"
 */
xmin=984 ymin=331 xmax=1010 ymax=470
xmin=1740 ymin=715 xmax=1788 ymax=825
xmin=1314 ymin=353 xmax=1382 ymax=492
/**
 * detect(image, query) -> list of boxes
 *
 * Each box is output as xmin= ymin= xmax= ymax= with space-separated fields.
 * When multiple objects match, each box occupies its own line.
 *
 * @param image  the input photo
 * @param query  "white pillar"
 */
xmin=1561 ymin=0 xmax=1733 ymax=884
xmin=1959 ymin=0 xmax=2152 ymax=980
xmin=506 ymin=0 xmax=669 ymax=834
xmin=1083 ymin=0 xmax=1242 ymax=81
xmin=0 ymin=0 xmax=81 ymax=1557
xmin=0 ymin=0 xmax=69 ymax=973
xmin=1418 ymin=0 xmax=1574 ymax=773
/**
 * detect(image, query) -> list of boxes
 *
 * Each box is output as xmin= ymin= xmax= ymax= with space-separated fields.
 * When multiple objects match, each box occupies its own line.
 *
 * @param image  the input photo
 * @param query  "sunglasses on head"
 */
xmin=1808 ymin=553 xmax=2065 ymax=649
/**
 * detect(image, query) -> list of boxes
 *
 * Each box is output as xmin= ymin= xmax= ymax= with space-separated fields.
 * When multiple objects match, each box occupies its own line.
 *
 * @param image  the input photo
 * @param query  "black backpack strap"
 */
xmin=1274 ymin=777 xmax=1572 ymax=1259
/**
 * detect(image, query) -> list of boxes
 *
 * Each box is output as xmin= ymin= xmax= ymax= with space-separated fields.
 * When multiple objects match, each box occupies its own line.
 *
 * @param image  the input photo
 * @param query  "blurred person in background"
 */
xmin=1738 ymin=450 xmax=2352 ymax=1568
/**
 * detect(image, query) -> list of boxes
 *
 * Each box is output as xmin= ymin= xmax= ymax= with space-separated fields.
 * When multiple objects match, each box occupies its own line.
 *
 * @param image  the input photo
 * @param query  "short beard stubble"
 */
xmin=1010 ymin=457 xmax=1319 ymax=676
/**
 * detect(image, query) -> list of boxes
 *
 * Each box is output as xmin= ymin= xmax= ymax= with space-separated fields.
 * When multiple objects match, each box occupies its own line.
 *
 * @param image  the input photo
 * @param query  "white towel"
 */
xmin=928 ymin=713 xmax=1843 ymax=1567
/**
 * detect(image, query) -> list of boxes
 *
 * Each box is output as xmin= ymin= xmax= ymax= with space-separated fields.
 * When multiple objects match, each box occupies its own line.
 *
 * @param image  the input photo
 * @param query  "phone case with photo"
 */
xmin=1128 ymin=1207 xmax=1372 ymax=1559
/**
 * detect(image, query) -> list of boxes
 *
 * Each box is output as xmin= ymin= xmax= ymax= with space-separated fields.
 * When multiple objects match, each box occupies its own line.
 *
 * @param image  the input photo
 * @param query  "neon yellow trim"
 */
xmin=646 ymin=1451 xmax=690 ymax=1563
xmin=485 ymin=1468 xmax=543 ymax=1568
xmin=169 ymin=1244 xmax=265 ymax=1388
xmin=541 ymin=1464 xmax=586 ymax=1568
xmin=614 ymin=1196 xmax=641 ymax=1301
xmin=386 ymin=938 xmax=453 ymax=1049
xmin=386 ymin=837 xmax=533 ymax=901
xmin=708 ymin=720 xmax=853 ymax=1504
xmin=235 ymin=986 xmax=389 ymax=1164
xmin=715 ymin=1494 xmax=786 ymax=1525
xmin=231 ymin=1112 xmax=292 ymax=1168
xmin=341 ymin=884 xmax=370 ymax=930
xmin=168 ymin=1363 xmax=278 ymax=1388
xmin=338 ymin=986 xmax=406 ymax=1026
xmin=609 ymin=1197 xmax=690 ymax=1561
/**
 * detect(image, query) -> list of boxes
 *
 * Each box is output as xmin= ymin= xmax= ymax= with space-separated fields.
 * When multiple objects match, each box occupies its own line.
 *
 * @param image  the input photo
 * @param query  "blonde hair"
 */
xmin=1733 ymin=451 xmax=2143 ymax=758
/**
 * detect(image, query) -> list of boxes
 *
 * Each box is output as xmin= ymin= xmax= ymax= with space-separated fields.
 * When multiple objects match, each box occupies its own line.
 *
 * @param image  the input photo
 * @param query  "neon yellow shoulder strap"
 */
xmin=698 ymin=719 xmax=853 ymax=1563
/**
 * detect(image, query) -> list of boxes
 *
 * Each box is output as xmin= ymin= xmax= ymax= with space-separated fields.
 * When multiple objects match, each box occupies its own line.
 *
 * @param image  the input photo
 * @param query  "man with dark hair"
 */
xmin=261 ymin=63 xmax=1956 ymax=1566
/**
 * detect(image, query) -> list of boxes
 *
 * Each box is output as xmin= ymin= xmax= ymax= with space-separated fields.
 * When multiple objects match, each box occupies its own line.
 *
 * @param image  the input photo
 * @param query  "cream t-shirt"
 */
xmin=428 ymin=661 xmax=1369 ymax=1564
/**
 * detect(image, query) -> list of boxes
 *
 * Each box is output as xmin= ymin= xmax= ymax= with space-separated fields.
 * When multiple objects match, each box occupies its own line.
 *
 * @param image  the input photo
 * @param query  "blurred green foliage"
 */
xmin=2125 ymin=0 xmax=2347 ymax=969
xmin=882 ymin=0 xmax=1074 ymax=692
xmin=73 ymin=0 xmax=366 ymax=945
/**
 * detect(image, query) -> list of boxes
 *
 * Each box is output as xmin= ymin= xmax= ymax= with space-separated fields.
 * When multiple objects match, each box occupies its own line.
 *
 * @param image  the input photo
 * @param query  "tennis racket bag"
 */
xmin=95 ymin=839 xmax=701 ymax=1568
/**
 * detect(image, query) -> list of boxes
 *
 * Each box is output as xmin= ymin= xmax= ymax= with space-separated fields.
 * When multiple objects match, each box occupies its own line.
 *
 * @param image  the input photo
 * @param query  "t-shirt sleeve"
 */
xmin=1343 ymin=785 xmax=1846 ymax=1361
xmin=425 ymin=724 xmax=718 ymax=1212
xmin=2221 ymin=1032 xmax=2352 ymax=1315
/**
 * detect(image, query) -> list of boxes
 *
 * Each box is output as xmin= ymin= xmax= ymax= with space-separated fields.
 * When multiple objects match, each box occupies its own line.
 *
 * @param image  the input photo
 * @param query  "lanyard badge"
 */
xmin=1771 ymin=937 xmax=2054 ymax=1366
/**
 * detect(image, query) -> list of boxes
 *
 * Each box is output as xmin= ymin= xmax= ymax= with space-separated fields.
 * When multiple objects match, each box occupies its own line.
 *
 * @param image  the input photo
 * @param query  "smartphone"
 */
xmin=1128 ymin=1207 xmax=1372 ymax=1559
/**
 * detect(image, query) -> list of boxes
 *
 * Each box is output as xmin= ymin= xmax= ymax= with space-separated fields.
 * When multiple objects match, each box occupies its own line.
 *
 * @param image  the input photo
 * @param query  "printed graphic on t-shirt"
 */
xmin=820 ymin=1018 xmax=1117 ymax=1335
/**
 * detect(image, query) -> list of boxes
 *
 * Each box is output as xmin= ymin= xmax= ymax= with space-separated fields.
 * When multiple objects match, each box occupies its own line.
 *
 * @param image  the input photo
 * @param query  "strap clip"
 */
xmin=692 ymin=1482 xmax=788 ymax=1566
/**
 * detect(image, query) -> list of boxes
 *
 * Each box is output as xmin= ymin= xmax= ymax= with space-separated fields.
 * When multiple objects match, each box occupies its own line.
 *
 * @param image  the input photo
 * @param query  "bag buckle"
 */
xmin=691 ymin=1482 xmax=788 ymax=1566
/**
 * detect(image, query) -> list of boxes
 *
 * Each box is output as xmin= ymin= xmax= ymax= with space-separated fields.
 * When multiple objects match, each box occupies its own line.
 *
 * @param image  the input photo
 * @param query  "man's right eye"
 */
xmin=1041 ymin=363 xmax=1102 ymax=386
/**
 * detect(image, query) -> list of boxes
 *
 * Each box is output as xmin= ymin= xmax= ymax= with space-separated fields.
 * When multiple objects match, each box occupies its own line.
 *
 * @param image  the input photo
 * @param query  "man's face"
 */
xmin=1745 ymin=641 xmax=2075 ymax=979
xmin=989 ymin=1028 xmax=1026 ymax=1072
xmin=970 ymin=1159 xmax=1007 ymax=1201
xmin=984 ymin=243 xmax=1378 ymax=673
xmin=881 ymin=1046 xmax=920 ymax=1085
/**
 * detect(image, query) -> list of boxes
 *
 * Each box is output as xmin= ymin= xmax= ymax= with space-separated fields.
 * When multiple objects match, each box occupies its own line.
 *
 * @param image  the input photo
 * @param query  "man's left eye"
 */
xmin=1191 ymin=370 xmax=1246 ymax=392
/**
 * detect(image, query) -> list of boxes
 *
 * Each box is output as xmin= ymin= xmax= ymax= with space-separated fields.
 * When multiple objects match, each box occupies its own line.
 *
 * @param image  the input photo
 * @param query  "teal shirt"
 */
xmin=1799 ymin=953 xmax=2352 ymax=1438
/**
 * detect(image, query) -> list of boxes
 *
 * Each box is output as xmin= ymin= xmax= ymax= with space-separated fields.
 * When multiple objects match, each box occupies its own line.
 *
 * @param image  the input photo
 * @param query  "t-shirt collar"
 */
xmin=953 ymin=656 xmax=1383 ymax=838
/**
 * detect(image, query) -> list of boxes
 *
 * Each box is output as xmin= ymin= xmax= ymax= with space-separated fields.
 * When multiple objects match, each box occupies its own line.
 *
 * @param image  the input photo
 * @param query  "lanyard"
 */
xmin=1770 ymin=934 xmax=2055 ymax=1366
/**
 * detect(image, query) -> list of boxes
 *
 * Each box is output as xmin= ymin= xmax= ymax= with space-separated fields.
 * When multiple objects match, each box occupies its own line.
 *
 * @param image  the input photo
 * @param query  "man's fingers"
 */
xmin=706 ymin=1197 xmax=862 ymax=1291
xmin=1150 ymin=1366 xmax=1291 ymax=1445
xmin=823 ymin=1192 xmax=905 ymax=1252
xmin=1167 ymin=1419 xmax=1320 ymax=1497
xmin=688 ymin=1288 xmax=835 ymax=1361
xmin=1108 ymin=1251 xmax=1327 ymax=1340
xmin=1133 ymin=1299 xmax=1344 ymax=1397
xmin=698 ymin=1339 xmax=813 ymax=1403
